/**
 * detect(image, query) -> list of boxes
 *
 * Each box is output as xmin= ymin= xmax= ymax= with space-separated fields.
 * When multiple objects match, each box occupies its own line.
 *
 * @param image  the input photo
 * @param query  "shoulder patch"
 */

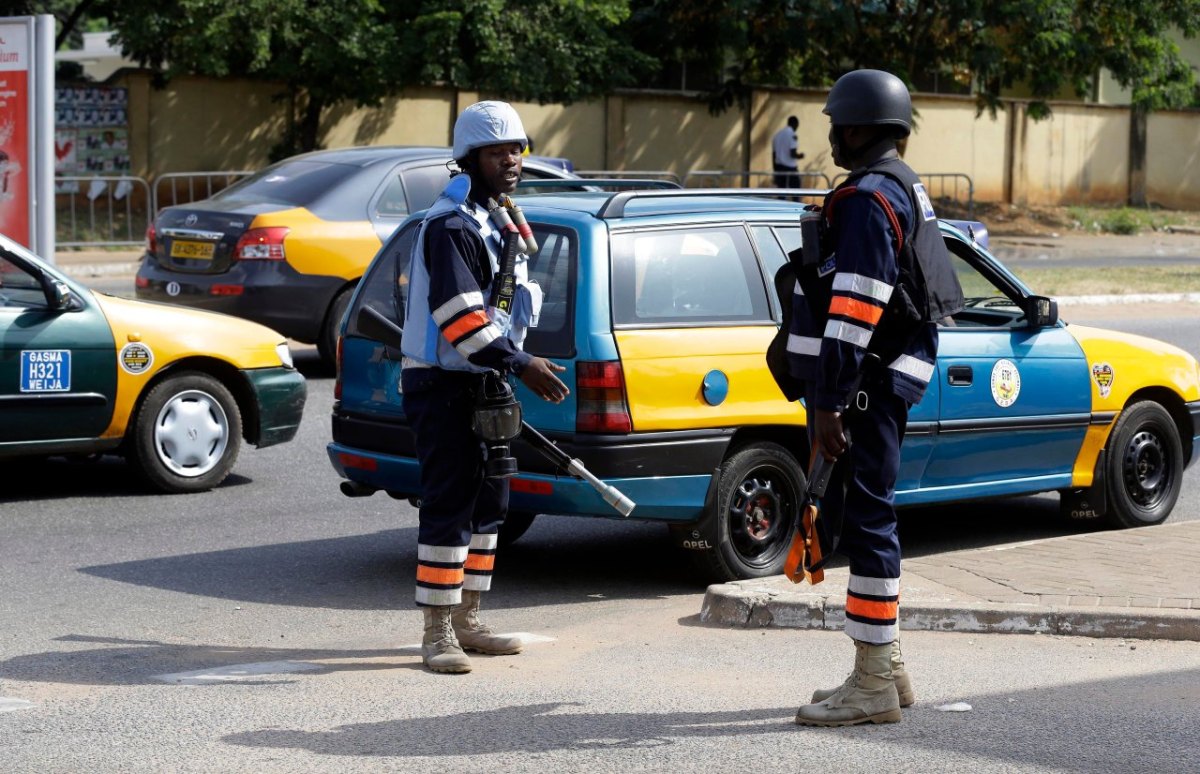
xmin=912 ymin=182 xmax=937 ymax=221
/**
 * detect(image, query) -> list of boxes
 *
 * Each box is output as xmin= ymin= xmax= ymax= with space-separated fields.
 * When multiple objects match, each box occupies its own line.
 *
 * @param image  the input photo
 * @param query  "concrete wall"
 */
xmin=1146 ymin=110 xmax=1200 ymax=209
xmin=1014 ymin=102 xmax=1130 ymax=205
xmin=111 ymin=71 xmax=1200 ymax=208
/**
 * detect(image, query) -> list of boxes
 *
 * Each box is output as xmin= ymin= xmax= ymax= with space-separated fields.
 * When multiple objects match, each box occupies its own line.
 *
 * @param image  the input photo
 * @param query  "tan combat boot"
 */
xmin=451 ymin=590 xmax=523 ymax=655
xmin=421 ymin=606 xmax=472 ymax=673
xmin=810 ymin=639 xmax=914 ymax=707
xmin=795 ymin=640 xmax=902 ymax=726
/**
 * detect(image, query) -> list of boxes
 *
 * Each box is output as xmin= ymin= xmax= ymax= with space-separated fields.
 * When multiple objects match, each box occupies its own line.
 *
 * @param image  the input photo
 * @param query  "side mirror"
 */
xmin=1025 ymin=295 xmax=1058 ymax=327
xmin=50 ymin=281 xmax=72 ymax=310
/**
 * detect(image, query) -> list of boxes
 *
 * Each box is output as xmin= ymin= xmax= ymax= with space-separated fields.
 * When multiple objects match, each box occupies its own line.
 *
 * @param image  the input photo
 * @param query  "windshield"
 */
xmin=213 ymin=160 xmax=360 ymax=207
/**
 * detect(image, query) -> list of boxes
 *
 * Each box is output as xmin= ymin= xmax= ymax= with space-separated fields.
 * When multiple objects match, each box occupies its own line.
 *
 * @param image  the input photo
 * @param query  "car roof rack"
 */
xmin=516 ymin=178 xmax=682 ymax=192
xmin=595 ymin=188 xmax=830 ymax=219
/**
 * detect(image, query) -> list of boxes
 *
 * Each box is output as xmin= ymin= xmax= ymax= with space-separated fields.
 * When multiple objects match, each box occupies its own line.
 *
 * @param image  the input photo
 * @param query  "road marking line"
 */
xmin=154 ymin=660 xmax=323 ymax=684
xmin=0 ymin=698 xmax=35 ymax=713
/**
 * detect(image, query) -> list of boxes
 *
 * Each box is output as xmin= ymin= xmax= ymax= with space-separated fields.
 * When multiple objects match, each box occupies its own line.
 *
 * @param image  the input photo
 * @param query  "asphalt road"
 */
xmin=2 ymin=281 xmax=1199 ymax=771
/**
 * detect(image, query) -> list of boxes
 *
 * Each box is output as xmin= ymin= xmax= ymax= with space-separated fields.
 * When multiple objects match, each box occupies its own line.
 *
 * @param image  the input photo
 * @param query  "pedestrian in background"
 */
xmin=400 ymin=100 xmax=569 ymax=674
xmin=784 ymin=70 xmax=964 ymax=725
xmin=772 ymin=115 xmax=805 ymax=188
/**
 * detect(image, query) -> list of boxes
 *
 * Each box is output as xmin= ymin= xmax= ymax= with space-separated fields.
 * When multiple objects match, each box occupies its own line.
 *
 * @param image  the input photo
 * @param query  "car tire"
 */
xmin=1103 ymin=401 xmax=1182 ymax=529
xmin=130 ymin=371 xmax=242 ymax=493
xmin=499 ymin=511 xmax=537 ymax=546
xmin=317 ymin=286 xmax=354 ymax=369
xmin=680 ymin=443 xmax=804 ymax=583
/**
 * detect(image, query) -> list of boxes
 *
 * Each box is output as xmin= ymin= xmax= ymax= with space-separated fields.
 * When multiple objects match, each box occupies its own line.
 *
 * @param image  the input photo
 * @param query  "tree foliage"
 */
xmin=627 ymin=0 xmax=1200 ymax=118
xmin=31 ymin=0 xmax=1200 ymax=155
xmin=37 ymin=0 xmax=652 ymax=154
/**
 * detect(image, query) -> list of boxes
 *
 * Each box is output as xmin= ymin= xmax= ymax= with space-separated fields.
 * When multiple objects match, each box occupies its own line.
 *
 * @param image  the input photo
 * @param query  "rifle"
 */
xmin=782 ymin=354 xmax=879 ymax=585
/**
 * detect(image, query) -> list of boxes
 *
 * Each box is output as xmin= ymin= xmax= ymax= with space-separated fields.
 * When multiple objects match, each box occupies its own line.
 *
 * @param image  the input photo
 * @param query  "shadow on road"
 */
xmin=215 ymin=669 xmax=1200 ymax=768
xmin=78 ymin=517 xmax=697 ymax=613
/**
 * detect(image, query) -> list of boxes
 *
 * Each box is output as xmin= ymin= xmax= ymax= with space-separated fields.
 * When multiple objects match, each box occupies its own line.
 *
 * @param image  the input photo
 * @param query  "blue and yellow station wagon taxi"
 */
xmin=1 ymin=234 xmax=306 ymax=493
xmin=328 ymin=188 xmax=1200 ymax=582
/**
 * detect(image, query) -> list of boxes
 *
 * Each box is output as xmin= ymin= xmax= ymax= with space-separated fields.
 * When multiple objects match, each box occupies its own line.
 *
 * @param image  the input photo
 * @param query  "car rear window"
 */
xmin=610 ymin=225 xmax=771 ymax=326
xmin=214 ymin=160 xmax=360 ymax=207
xmin=347 ymin=219 xmax=576 ymax=358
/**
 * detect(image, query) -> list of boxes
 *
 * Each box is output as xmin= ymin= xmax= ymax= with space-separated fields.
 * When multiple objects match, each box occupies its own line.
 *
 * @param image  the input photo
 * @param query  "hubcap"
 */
xmin=1122 ymin=428 xmax=1168 ymax=509
xmin=153 ymin=389 xmax=229 ymax=477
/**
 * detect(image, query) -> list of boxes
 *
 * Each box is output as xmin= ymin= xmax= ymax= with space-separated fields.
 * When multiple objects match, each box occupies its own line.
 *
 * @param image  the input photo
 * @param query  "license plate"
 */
xmin=170 ymin=240 xmax=216 ymax=260
xmin=20 ymin=349 xmax=71 ymax=392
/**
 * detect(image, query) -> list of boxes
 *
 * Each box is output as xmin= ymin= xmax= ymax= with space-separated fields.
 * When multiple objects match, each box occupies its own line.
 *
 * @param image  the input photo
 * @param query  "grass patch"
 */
xmin=1010 ymin=265 xmax=1200 ymax=296
xmin=1064 ymin=206 xmax=1193 ymax=236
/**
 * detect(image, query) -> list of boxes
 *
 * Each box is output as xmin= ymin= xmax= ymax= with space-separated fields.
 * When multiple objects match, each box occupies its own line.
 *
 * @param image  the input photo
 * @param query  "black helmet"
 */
xmin=823 ymin=69 xmax=912 ymax=138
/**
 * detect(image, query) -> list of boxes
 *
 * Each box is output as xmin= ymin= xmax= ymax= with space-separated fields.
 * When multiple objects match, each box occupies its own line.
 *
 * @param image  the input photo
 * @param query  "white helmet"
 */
xmin=452 ymin=101 xmax=528 ymax=160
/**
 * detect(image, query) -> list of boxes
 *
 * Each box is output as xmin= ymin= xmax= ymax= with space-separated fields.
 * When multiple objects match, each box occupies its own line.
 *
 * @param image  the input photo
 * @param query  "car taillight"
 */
xmin=334 ymin=334 xmax=344 ymax=401
xmin=234 ymin=227 xmax=289 ymax=260
xmin=145 ymin=224 xmax=156 ymax=254
xmin=576 ymin=361 xmax=632 ymax=433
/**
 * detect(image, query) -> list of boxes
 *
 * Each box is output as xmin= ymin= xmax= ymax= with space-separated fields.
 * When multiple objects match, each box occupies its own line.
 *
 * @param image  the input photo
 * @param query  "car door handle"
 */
xmin=947 ymin=365 xmax=973 ymax=386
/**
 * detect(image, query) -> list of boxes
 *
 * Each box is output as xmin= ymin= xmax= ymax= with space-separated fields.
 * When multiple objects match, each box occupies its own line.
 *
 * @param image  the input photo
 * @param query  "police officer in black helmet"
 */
xmin=785 ymin=70 xmax=964 ymax=726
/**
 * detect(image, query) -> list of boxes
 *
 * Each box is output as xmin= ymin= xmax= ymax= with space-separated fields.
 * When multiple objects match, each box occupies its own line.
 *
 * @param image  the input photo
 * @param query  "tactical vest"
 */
xmin=815 ymin=157 xmax=964 ymax=365
xmin=401 ymin=175 xmax=541 ymax=372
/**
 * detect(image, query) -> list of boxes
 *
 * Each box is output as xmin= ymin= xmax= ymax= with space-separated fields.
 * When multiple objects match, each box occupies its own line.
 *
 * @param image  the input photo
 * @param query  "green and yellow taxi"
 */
xmin=1 ymin=233 xmax=306 ymax=493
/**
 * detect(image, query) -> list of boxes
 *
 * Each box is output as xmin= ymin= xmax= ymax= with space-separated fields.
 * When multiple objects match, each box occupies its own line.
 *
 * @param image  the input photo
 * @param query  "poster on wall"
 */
xmin=55 ymin=85 xmax=130 ymax=180
xmin=0 ymin=21 xmax=32 ymax=246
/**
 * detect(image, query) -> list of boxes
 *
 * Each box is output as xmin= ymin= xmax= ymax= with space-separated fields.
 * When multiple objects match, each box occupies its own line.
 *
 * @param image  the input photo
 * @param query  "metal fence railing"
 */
xmin=152 ymin=170 xmax=254 ymax=215
xmin=684 ymin=169 xmax=834 ymax=190
xmin=55 ymin=175 xmax=154 ymax=248
xmin=832 ymin=171 xmax=975 ymax=217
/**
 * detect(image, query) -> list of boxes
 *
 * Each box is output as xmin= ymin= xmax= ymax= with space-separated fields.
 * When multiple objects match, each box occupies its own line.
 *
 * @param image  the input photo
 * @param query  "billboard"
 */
xmin=0 ymin=20 xmax=32 ymax=246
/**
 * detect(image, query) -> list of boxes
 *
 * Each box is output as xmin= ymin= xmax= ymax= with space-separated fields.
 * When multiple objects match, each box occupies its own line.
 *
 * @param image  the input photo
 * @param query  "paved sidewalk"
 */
xmin=51 ymin=248 xmax=143 ymax=278
xmin=701 ymin=521 xmax=1200 ymax=641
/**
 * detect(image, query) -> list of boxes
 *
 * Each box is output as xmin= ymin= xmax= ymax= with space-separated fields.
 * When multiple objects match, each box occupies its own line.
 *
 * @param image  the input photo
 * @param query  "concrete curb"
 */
xmin=700 ymin=583 xmax=1200 ymax=642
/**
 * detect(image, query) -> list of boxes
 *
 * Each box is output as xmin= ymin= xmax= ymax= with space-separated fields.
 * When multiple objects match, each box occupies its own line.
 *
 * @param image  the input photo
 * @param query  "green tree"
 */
xmin=628 ymin=0 xmax=1200 ymax=118
xmin=85 ymin=0 xmax=650 ymax=155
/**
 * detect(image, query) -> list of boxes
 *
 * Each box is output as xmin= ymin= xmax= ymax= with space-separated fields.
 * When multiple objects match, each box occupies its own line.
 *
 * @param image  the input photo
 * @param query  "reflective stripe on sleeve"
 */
xmin=432 ymin=291 xmax=486 ymax=325
xmin=832 ymin=273 xmax=893 ymax=304
xmin=441 ymin=309 xmax=491 ymax=343
xmin=889 ymin=354 xmax=935 ymax=383
xmin=455 ymin=324 xmax=502 ymax=356
xmin=824 ymin=319 xmax=872 ymax=348
xmin=787 ymin=334 xmax=821 ymax=356
xmin=829 ymin=295 xmax=884 ymax=326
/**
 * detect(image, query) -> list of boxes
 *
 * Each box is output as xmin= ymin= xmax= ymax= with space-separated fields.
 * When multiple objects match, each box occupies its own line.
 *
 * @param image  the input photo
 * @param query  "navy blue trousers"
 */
xmin=402 ymin=368 xmax=508 ymax=605
xmin=806 ymin=382 xmax=907 ymax=579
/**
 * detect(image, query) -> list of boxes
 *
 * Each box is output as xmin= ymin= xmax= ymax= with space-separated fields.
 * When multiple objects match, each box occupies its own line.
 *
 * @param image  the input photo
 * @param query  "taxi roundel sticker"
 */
xmin=1092 ymin=362 xmax=1114 ymax=398
xmin=990 ymin=358 xmax=1021 ymax=408
xmin=120 ymin=342 xmax=154 ymax=375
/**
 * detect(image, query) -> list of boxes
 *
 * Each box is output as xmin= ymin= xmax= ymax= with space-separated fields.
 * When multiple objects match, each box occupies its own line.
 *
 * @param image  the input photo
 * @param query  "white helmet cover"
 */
xmin=452 ymin=101 xmax=528 ymax=160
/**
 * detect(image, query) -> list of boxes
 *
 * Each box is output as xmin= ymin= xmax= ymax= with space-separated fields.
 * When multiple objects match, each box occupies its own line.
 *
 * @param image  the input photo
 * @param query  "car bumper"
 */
xmin=326 ymin=440 xmax=711 ymax=522
xmin=135 ymin=255 xmax=344 ymax=343
xmin=330 ymin=408 xmax=733 ymax=479
xmin=244 ymin=367 xmax=307 ymax=447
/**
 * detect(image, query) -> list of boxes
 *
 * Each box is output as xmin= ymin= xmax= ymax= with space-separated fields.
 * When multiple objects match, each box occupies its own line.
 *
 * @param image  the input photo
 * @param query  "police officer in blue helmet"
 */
xmin=401 ymin=101 xmax=569 ymax=673
xmin=786 ymin=70 xmax=964 ymax=725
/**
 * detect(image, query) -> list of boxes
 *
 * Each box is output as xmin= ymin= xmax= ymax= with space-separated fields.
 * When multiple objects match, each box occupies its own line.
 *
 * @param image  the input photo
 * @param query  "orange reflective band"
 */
xmin=845 ymin=596 xmax=898 ymax=621
xmin=442 ymin=309 xmax=490 ymax=343
xmin=465 ymin=553 xmax=496 ymax=572
xmin=416 ymin=565 xmax=464 ymax=586
xmin=829 ymin=295 xmax=884 ymax=326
